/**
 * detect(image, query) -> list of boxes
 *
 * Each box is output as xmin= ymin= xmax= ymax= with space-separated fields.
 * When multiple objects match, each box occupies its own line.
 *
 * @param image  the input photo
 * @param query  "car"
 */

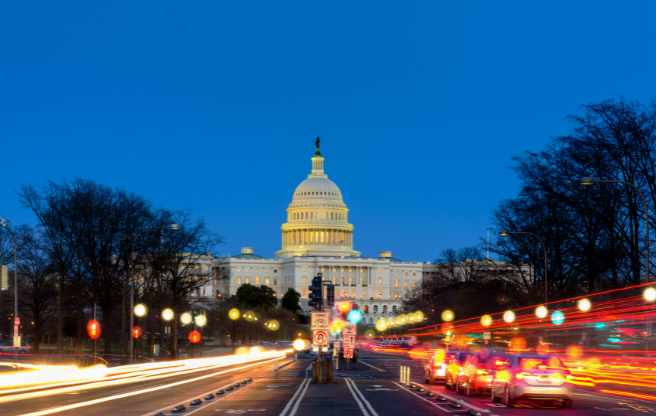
xmin=454 ymin=353 xmax=494 ymax=396
xmin=490 ymin=354 xmax=572 ymax=408
xmin=424 ymin=349 xmax=448 ymax=384
xmin=444 ymin=351 xmax=471 ymax=390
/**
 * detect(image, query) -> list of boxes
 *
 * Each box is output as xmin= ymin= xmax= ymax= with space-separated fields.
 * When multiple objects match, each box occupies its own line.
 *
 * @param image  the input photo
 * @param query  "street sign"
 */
xmin=311 ymin=311 xmax=329 ymax=331
xmin=342 ymin=325 xmax=356 ymax=359
xmin=313 ymin=329 xmax=328 ymax=347
xmin=311 ymin=311 xmax=330 ymax=348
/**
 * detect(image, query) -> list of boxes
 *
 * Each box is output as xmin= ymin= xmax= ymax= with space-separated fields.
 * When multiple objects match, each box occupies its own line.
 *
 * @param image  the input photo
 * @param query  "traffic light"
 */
xmin=308 ymin=273 xmax=323 ymax=310
xmin=326 ymin=284 xmax=335 ymax=307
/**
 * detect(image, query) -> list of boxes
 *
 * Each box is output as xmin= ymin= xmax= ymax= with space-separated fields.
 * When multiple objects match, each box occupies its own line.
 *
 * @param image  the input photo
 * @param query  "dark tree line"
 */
xmin=0 ymin=179 xmax=217 ymax=355
xmin=404 ymin=247 xmax=529 ymax=321
xmin=494 ymin=99 xmax=656 ymax=301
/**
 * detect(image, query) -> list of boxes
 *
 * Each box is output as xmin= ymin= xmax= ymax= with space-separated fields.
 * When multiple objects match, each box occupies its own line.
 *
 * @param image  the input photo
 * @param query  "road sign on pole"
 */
xmin=342 ymin=325 xmax=356 ymax=359
xmin=311 ymin=311 xmax=329 ymax=348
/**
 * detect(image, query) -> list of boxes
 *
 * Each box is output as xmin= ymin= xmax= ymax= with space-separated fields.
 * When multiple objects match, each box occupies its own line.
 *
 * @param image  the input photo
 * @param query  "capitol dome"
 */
xmin=277 ymin=139 xmax=359 ymax=258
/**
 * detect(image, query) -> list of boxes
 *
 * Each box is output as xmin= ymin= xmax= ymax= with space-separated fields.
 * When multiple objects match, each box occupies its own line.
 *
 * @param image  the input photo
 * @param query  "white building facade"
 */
xmin=196 ymin=140 xmax=529 ymax=325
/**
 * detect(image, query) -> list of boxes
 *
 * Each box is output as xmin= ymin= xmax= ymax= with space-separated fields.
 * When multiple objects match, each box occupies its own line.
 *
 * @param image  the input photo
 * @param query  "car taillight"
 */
xmin=515 ymin=372 xmax=530 ymax=380
xmin=476 ymin=369 xmax=488 ymax=376
xmin=550 ymin=372 xmax=565 ymax=385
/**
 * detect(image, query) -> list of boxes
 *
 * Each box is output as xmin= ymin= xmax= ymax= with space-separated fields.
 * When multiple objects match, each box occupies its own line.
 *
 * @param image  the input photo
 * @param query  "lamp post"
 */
xmin=500 ymin=229 xmax=549 ymax=303
xmin=580 ymin=177 xmax=650 ymax=280
xmin=0 ymin=218 xmax=20 ymax=348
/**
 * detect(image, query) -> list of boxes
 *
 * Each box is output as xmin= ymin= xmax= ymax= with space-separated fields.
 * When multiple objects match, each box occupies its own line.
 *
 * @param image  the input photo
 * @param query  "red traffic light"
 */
xmin=86 ymin=319 xmax=102 ymax=341
xmin=131 ymin=325 xmax=143 ymax=339
xmin=188 ymin=329 xmax=202 ymax=344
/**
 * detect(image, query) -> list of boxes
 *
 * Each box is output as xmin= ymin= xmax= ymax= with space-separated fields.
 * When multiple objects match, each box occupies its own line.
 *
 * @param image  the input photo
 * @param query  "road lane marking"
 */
xmin=16 ymin=357 xmax=286 ymax=416
xmin=278 ymin=377 xmax=310 ymax=416
xmin=345 ymin=378 xmax=373 ymax=416
xmin=419 ymin=383 xmax=492 ymax=414
xmin=392 ymin=382 xmax=458 ymax=413
xmin=359 ymin=360 xmax=386 ymax=373
xmin=345 ymin=378 xmax=379 ymax=416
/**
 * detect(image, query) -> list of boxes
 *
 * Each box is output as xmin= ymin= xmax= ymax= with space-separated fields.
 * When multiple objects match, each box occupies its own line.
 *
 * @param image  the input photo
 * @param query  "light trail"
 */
xmin=0 ymin=349 xmax=291 ymax=405
xmin=17 ymin=354 xmax=288 ymax=416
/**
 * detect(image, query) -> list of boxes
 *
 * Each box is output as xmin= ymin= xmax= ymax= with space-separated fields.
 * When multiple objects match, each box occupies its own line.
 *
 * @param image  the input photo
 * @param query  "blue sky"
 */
xmin=1 ymin=1 xmax=654 ymax=261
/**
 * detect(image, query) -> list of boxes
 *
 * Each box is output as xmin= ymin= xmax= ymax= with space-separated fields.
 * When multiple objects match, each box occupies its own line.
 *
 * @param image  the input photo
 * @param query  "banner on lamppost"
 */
xmin=1 ymin=265 xmax=8 ymax=291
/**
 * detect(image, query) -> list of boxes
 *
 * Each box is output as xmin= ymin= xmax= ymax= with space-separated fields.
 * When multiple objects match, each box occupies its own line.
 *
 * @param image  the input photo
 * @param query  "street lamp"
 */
xmin=644 ymin=287 xmax=656 ymax=303
xmin=500 ymin=229 xmax=549 ymax=303
xmin=134 ymin=303 xmax=148 ymax=318
xmin=503 ymin=310 xmax=516 ymax=324
xmin=180 ymin=312 xmax=193 ymax=326
xmin=535 ymin=305 xmax=549 ymax=319
xmin=577 ymin=298 xmax=592 ymax=313
xmin=0 ymin=218 xmax=20 ymax=348
xmin=162 ymin=308 xmax=175 ymax=322
xmin=194 ymin=314 xmax=207 ymax=328
xmin=228 ymin=308 xmax=241 ymax=321
xmin=441 ymin=309 xmax=455 ymax=322
xmin=581 ymin=177 xmax=650 ymax=280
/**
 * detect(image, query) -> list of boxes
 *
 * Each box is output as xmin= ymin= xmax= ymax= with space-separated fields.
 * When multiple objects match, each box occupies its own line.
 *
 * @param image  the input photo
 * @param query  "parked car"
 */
xmin=490 ymin=354 xmax=572 ymax=408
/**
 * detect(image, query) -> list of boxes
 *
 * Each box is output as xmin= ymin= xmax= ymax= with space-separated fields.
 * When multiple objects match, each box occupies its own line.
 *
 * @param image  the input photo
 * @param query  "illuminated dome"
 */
xmin=277 ymin=138 xmax=359 ymax=258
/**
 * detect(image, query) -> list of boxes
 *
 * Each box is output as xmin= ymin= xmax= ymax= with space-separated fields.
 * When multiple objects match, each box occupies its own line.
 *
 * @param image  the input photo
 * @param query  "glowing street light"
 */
xmin=375 ymin=318 xmax=388 ymax=332
xmin=180 ymin=312 xmax=193 ymax=326
xmin=133 ymin=303 xmax=148 ymax=318
xmin=441 ymin=309 xmax=455 ymax=322
xmin=347 ymin=309 xmax=363 ymax=325
xmin=194 ymin=314 xmax=208 ymax=328
xmin=480 ymin=314 xmax=493 ymax=327
xmin=643 ymin=287 xmax=656 ymax=303
xmin=293 ymin=338 xmax=308 ymax=351
xmin=228 ymin=308 xmax=241 ymax=320
xmin=264 ymin=319 xmax=279 ymax=331
xmin=577 ymin=298 xmax=592 ymax=313
xmin=502 ymin=310 xmax=516 ymax=324
xmin=551 ymin=310 xmax=565 ymax=325
xmin=535 ymin=305 xmax=549 ymax=319
xmin=161 ymin=308 xmax=175 ymax=322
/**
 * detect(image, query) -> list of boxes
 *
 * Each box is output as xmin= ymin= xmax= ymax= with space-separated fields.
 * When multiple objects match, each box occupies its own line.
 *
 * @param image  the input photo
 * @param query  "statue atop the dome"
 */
xmin=314 ymin=136 xmax=322 ymax=156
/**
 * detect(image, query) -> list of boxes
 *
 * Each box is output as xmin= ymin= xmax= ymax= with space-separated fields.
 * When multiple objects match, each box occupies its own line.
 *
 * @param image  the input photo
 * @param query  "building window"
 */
xmin=383 ymin=305 xmax=388 ymax=314
xmin=255 ymin=276 xmax=260 ymax=285
xmin=373 ymin=305 xmax=379 ymax=314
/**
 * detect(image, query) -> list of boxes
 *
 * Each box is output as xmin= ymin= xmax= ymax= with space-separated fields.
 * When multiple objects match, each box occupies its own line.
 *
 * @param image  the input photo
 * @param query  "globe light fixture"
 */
xmin=577 ymin=298 xmax=592 ymax=313
xmin=161 ymin=308 xmax=175 ymax=322
xmin=502 ymin=310 xmax=516 ymax=324
xmin=480 ymin=314 xmax=493 ymax=327
xmin=180 ymin=312 xmax=193 ymax=326
xmin=441 ymin=309 xmax=455 ymax=322
xmin=228 ymin=308 xmax=241 ymax=320
xmin=347 ymin=309 xmax=363 ymax=325
xmin=264 ymin=319 xmax=280 ymax=331
xmin=375 ymin=318 xmax=388 ymax=332
xmin=551 ymin=310 xmax=565 ymax=325
xmin=293 ymin=338 xmax=308 ymax=351
xmin=534 ymin=305 xmax=549 ymax=319
xmin=643 ymin=287 xmax=656 ymax=303
xmin=194 ymin=314 xmax=208 ymax=328
xmin=133 ymin=303 xmax=148 ymax=318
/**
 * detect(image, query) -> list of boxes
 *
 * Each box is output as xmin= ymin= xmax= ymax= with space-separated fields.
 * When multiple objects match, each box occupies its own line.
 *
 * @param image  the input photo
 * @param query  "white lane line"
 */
xmin=423 ymin=384 xmax=491 ymax=414
xmin=286 ymin=378 xmax=310 ymax=416
xmin=359 ymin=360 xmax=386 ymax=373
xmin=17 ymin=356 xmax=286 ymax=416
xmin=278 ymin=377 xmax=310 ymax=416
xmin=345 ymin=378 xmax=372 ymax=416
xmin=346 ymin=378 xmax=379 ymax=416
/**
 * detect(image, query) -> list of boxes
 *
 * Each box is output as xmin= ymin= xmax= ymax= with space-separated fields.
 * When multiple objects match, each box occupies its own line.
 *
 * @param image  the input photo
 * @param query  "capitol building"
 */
xmin=191 ymin=140 xmax=528 ymax=325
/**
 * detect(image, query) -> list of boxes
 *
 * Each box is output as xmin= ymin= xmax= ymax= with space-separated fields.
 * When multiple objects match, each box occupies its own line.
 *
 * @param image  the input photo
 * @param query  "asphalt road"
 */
xmin=2 ymin=351 xmax=656 ymax=415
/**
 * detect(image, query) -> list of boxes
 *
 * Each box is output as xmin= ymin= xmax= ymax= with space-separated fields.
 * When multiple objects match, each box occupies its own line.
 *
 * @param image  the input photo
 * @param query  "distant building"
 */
xmin=191 ymin=141 xmax=531 ymax=324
